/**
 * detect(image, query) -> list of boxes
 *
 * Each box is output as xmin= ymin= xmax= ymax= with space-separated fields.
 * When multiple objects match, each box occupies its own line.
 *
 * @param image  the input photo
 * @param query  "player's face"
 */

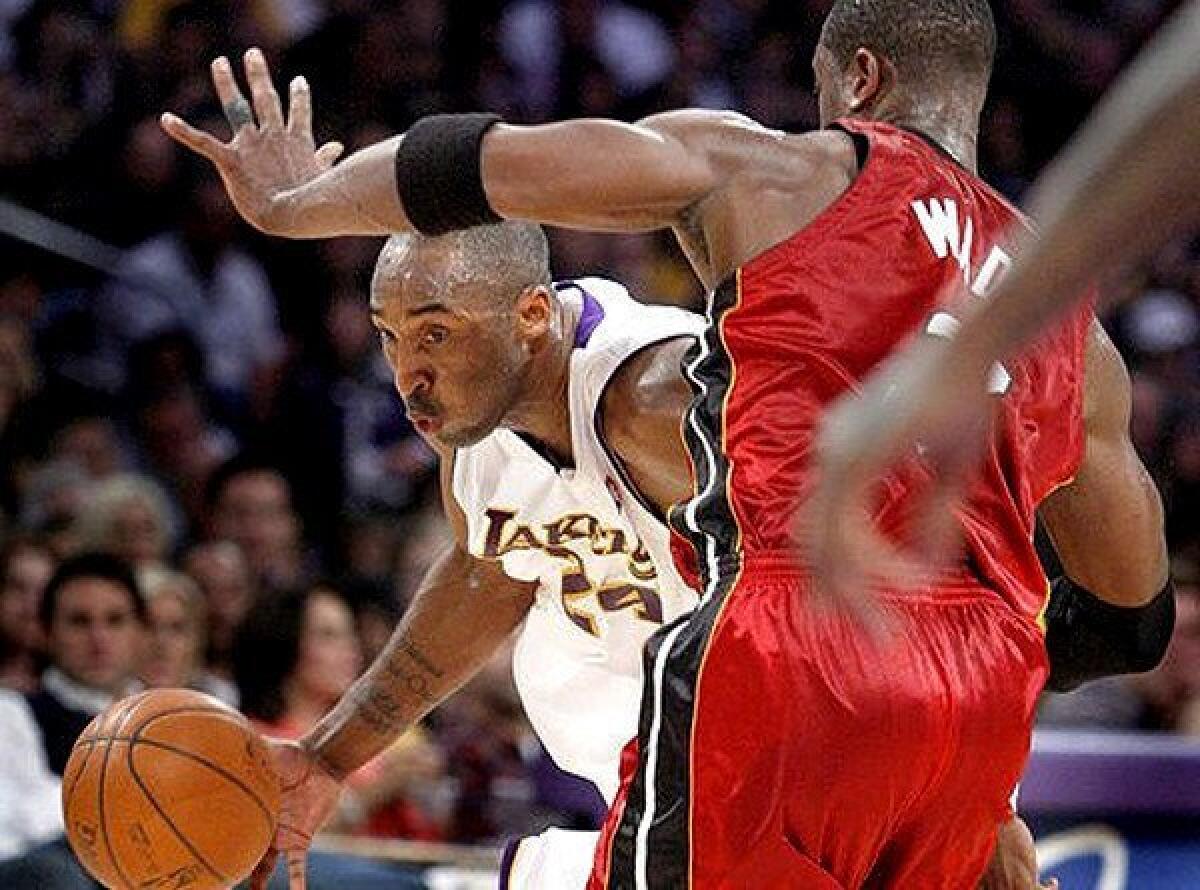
xmin=48 ymin=579 xmax=143 ymax=694
xmin=370 ymin=289 xmax=531 ymax=449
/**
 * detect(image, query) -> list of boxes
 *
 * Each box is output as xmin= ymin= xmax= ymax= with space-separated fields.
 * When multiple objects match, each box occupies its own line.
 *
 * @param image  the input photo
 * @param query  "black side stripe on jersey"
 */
xmin=603 ymin=572 xmax=740 ymax=890
xmin=668 ymin=274 xmax=744 ymax=594
xmin=607 ymin=275 xmax=745 ymax=890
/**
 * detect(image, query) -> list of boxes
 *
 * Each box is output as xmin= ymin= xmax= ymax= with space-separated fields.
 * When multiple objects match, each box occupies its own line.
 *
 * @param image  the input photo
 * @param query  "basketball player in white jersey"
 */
xmin=276 ymin=222 xmax=703 ymax=889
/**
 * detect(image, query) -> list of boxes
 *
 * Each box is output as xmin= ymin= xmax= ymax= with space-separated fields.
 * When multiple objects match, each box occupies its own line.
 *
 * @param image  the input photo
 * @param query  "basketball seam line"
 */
xmin=73 ymin=705 xmax=254 ymax=748
xmin=99 ymin=697 xmax=144 ymax=890
xmin=124 ymin=736 xmax=230 ymax=885
xmin=65 ymin=713 xmax=104 ymax=818
xmin=127 ymin=736 xmax=277 ymax=827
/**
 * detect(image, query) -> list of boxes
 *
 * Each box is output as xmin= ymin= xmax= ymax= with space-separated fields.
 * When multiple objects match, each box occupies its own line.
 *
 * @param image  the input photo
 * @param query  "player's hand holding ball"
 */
xmin=247 ymin=739 xmax=344 ymax=890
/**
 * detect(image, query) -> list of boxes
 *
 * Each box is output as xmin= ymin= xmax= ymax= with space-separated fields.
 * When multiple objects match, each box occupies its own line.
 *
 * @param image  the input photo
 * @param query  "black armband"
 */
xmin=395 ymin=113 xmax=503 ymax=236
xmin=1044 ymin=576 xmax=1175 ymax=693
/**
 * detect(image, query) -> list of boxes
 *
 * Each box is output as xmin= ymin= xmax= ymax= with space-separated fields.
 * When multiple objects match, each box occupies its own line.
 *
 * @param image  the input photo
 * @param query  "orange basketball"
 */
xmin=62 ymin=688 xmax=281 ymax=890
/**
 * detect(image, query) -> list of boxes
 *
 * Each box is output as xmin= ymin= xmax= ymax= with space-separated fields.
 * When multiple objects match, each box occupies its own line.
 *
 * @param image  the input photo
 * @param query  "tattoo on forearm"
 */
xmin=395 ymin=633 xmax=444 ymax=678
xmin=350 ymin=632 xmax=445 ymax=737
xmin=352 ymin=684 xmax=408 ymax=736
xmin=380 ymin=658 xmax=437 ymax=705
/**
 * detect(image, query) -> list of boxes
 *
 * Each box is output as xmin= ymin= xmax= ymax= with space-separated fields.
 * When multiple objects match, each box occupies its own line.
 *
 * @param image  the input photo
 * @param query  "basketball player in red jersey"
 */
xmin=161 ymin=1 xmax=1170 ymax=886
xmin=809 ymin=0 xmax=1198 ymax=602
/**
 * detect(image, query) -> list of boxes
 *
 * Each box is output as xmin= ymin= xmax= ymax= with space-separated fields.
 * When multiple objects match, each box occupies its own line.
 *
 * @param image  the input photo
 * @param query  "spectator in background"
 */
xmin=436 ymin=648 xmax=542 ymax=843
xmin=338 ymin=512 xmax=405 ymax=596
xmin=7 ymin=0 xmax=114 ymax=174
xmin=1164 ymin=410 xmax=1200 ymax=563
xmin=49 ymin=414 xmax=126 ymax=484
xmin=137 ymin=563 xmax=236 ymax=705
xmin=1139 ymin=559 xmax=1200 ymax=735
xmin=344 ymin=577 xmax=403 ymax=666
xmin=73 ymin=473 xmax=178 ymax=569
xmin=25 ymin=552 xmax=145 ymax=775
xmin=0 ymin=311 xmax=42 ymax=517
xmin=204 ymin=454 xmax=310 ymax=590
xmin=132 ymin=381 xmax=237 ymax=527
xmin=234 ymin=583 xmax=444 ymax=839
xmin=273 ymin=288 xmax=436 ymax=519
xmin=17 ymin=459 xmax=90 ymax=559
xmin=0 ymin=534 xmax=54 ymax=692
xmin=93 ymin=157 xmax=285 ymax=425
xmin=499 ymin=0 xmax=675 ymax=118
xmin=0 ymin=689 xmax=65 ymax=861
xmin=1129 ymin=370 xmax=1171 ymax=471
xmin=1122 ymin=285 xmax=1200 ymax=386
xmin=0 ymin=314 xmax=38 ymax=436
xmin=234 ymin=583 xmax=361 ymax=739
xmin=182 ymin=539 xmax=256 ymax=685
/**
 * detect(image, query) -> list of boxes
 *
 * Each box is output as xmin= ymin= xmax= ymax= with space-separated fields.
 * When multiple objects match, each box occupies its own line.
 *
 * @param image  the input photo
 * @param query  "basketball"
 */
xmin=61 ymin=688 xmax=281 ymax=890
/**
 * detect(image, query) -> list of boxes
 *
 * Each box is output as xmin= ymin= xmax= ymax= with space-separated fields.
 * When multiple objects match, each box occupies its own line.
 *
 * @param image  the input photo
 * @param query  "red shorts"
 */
xmin=588 ymin=559 xmax=1047 ymax=889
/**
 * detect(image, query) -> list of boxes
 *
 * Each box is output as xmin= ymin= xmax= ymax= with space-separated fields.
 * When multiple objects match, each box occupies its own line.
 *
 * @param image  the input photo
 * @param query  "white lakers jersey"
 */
xmin=452 ymin=277 xmax=703 ymax=803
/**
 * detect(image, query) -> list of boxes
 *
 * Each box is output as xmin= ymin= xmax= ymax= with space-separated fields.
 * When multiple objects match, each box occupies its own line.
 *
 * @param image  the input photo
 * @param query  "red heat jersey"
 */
xmin=668 ymin=119 xmax=1091 ymax=624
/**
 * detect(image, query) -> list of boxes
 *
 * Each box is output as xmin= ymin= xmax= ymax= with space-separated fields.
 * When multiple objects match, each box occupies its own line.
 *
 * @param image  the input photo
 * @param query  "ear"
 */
xmin=514 ymin=285 xmax=554 ymax=342
xmin=848 ymin=48 xmax=893 ymax=111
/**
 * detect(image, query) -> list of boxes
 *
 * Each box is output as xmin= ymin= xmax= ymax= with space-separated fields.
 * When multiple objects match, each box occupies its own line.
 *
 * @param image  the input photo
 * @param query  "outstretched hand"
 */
xmin=160 ymin=48 xmax=344 ymax=236
xmin=249 ymin=740 xmax=343 ymax=890
xmin=802 ymin=334 xmax=997 ymax=614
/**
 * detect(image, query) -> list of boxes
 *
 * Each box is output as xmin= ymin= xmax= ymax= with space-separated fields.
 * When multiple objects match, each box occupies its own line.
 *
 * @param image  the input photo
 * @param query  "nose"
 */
xmin=387 ymin=349 xmax=426 ymax=394
xmin=393 ymin=364 xmax=432 ymax=404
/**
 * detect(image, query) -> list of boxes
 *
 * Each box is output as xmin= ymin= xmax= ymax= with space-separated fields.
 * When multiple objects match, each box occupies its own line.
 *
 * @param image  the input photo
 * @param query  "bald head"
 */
xmin=372 ymin=221 xmax=552 ymax=312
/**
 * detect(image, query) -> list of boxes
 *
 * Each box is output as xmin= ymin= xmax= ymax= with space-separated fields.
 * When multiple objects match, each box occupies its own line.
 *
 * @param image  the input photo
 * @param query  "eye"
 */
xmin=421 ymin=325 xmax=449 ymax=347
xmin=375 ymin=327 xmax=397 ymax=346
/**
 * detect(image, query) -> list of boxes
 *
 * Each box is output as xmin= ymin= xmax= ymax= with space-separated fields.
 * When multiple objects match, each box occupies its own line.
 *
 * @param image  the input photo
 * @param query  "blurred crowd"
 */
xmin=0 ymin=0 xmax=1199 ymax=869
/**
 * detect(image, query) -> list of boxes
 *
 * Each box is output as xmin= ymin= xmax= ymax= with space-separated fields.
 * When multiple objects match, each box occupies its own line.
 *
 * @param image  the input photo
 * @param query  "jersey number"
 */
xmin=561 ymin=560 xmax=664 ymax=638
xmin=925 ymin=312 xmax=1012 ymax=395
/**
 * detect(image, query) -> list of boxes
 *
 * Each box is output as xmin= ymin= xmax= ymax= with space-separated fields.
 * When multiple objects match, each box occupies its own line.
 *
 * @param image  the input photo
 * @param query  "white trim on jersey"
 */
xmin=635 ymin=619 xmax=690 ymax=890
xmin=679 ymin=306 xmax=724 ymax=605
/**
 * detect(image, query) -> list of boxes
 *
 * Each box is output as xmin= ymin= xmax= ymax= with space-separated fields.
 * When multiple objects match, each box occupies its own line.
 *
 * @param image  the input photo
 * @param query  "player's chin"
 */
xmin=436 ymin=420 xmax=495 ymax=449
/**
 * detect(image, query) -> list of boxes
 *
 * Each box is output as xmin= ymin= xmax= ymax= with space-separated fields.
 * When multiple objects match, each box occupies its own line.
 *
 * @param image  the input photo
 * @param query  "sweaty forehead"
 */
xmin=371 ymin=238 xmax=483 ymax=315
xmin=371 ymin=244 xmax=518 ymax=323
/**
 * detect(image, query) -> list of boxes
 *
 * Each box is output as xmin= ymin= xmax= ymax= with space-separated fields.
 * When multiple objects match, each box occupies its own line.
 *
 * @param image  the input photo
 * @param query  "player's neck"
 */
xmin=504 ymin=299 xmax=578 ymax=467
xmin=880 ymin=96 xmax=980 ymax=172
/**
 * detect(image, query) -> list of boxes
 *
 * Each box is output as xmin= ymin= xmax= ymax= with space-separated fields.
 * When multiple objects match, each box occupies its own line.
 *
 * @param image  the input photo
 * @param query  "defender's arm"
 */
xmin=163 ymin=57 xmax=740 ymax=241
xmin=1038 ymin=323 xmax=1172 ymax=692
